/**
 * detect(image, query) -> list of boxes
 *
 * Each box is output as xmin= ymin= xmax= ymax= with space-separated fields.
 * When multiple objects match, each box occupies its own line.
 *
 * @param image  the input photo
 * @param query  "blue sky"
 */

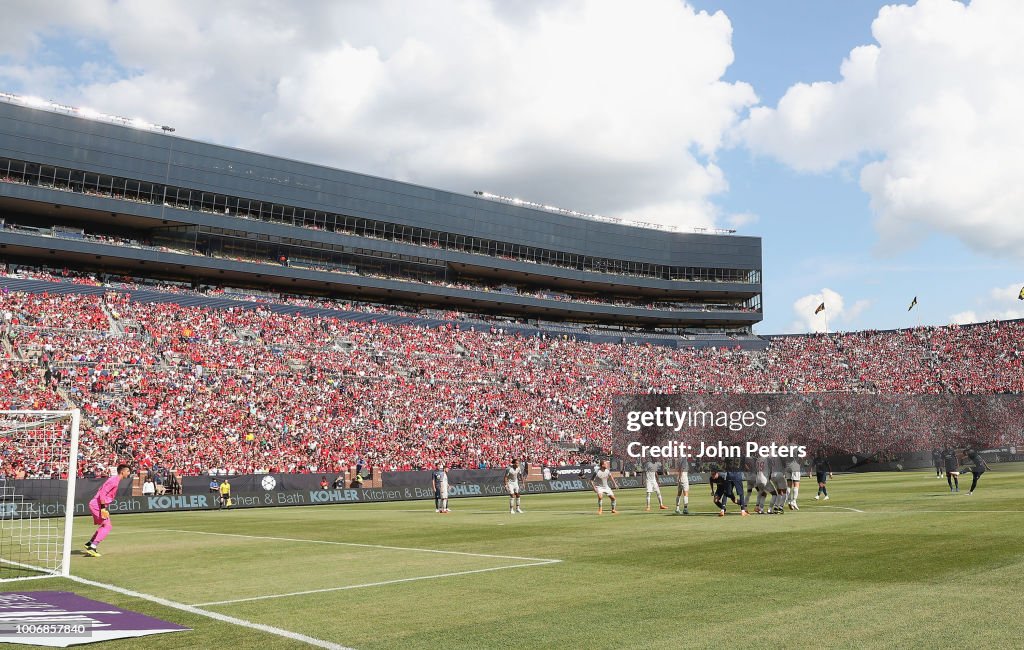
xmin=1 ymin=0 xmax=1021 ymax=334
xmin=690 ymin=0 xmax=1023 ymax=333
xmin=691 ymin=0 xmax=889 ymax=104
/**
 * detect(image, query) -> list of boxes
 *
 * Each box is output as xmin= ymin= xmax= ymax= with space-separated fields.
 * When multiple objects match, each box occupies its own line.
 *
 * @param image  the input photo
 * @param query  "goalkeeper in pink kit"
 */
xmin=84 ymin=464 xmax=131 ymax=557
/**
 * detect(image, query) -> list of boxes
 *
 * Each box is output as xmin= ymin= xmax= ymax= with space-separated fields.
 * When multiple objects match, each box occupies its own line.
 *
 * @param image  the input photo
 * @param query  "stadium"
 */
xmin=1 ymin=88 xmax=1023 ymax=648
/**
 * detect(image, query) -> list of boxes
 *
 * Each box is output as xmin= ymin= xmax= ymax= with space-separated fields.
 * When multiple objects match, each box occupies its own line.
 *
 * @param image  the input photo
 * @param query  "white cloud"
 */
xmin=950 ymin=310 xmax=979 ymax=325
xmin=790 ymin=286 xmax=856 ymax=333
xmin=987 ymin=283 xmax=1024 ymax=302
xmin=741 ymin=0 xmax=1024 ymax=258
xmin=950 ymin=282 xmax=1024 ymax=324
xmin=725 ymin=211 xmax=759 ymax=230
xmin=845 ymin=299 xmax=871 ymax=323
xmin=0 ymin=1 xmax=101 ymax=56
xmin=0 ymin=0 xmax=758 ymax=230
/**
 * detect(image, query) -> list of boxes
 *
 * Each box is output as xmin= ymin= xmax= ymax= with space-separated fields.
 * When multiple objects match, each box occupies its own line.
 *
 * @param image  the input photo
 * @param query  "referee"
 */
xmin=218 ymin=478 xmax=231 ymax=509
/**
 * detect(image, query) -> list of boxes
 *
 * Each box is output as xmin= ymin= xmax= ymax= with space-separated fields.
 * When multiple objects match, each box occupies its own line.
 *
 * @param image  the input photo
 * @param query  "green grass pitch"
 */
xmin=7 ymin=468 xmax=1023 ymax=649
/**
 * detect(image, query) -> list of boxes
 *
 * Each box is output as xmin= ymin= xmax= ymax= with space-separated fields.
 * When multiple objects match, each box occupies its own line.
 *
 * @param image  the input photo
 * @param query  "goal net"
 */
xmin=0 ymin=410 xmax=80 ymax=581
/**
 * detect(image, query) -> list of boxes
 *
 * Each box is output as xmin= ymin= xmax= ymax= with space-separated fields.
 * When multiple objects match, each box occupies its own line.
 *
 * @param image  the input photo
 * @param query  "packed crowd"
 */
xmin=3 ymin=264 xmax=747 ymax=340
xmin=0 ymin=290 xmax=112 ymax=331
xmin=2 ymin=264 xmax=443 ymax=320
xmin=1 ymin=280 xmax=1022 ymax=480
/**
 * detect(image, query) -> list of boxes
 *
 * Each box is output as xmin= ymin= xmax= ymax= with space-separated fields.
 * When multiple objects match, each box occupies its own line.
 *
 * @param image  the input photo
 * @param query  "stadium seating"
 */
xmin=2 ymin=270 xmax=1023 ymax=479
xmin=0 ymin=223 xmax=750 ymax=313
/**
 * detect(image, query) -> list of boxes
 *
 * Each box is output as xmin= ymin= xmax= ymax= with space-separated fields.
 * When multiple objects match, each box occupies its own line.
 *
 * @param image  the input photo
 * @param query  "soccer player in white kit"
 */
xmin=505 ymin=458 xmax=523 ymax=514
xmin=768 ymin=456 xmax=788 ymax=514
xmin=747 ymin=456 xmax=771 ymax=514
xmin=592 ymin=460 xmax=618 ymax=515
xmin=643 ymin=460 xmax=667 ymax=511
xmin=786 ymin=457 xmax=802 ymax=510
xmin=431 ymin=462 xmax=449 ymax=513
xmin=674 ymin=456 xmax=690 ymax=515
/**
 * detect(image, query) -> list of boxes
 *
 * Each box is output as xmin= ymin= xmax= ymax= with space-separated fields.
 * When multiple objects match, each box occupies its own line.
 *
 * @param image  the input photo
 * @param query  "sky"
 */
xmin=0 ymin=0 xmax=1021 ymax=334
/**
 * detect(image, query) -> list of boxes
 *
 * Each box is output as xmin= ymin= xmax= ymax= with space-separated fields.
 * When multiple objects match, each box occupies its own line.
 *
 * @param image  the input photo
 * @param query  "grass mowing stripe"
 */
xmin=152 ymin=528 xmax=562 ymax=563
xmin=67 ymin=574 xmax=354 ymax=650
xmin=193 ymin=559 xmax=561 ymax=607
xmin=51 ymin=468 xmax=1021 ymax=648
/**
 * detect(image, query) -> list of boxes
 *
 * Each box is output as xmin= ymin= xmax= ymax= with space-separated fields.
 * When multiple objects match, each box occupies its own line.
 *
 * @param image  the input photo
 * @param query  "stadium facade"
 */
xmin=0 ymin=98 xmax=762 ymax=344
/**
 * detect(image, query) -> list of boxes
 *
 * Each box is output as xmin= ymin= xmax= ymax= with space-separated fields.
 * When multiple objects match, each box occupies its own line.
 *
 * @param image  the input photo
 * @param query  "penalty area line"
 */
xmin=862 ymin=509 xmax=1024 ymax=514
xmin=806 ymin=508 xmax=1024 ymax=515
xmin=66 ymin=574 xmax=353 ymax=650
xmin=152 ymin=528 xmax=561 ymax=563
xmin=193 ymin=559 xmax=561 ymax=607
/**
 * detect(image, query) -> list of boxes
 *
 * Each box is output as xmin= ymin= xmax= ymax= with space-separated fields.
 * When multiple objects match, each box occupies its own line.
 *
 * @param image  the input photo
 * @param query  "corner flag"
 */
xmin=908 ymin=296 xmax=918 ymax=311
xmin=814 ymin=302 xmax=825 ymax=315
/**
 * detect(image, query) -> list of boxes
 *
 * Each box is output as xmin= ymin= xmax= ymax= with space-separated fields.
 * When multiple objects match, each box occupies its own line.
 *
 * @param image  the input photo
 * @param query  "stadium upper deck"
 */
xmin=0 ymin=98 xmax=761 ymax=337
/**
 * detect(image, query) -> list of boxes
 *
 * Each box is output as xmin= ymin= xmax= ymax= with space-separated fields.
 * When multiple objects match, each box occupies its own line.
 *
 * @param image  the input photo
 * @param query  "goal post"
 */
xmin=0 ymin=409 xmax=81 ymax=581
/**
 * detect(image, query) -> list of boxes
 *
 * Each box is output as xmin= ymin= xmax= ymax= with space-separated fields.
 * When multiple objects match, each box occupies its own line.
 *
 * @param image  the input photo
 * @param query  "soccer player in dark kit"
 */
xmin=812 ymin=451 xmax=833 ymax=501
xmin=963 ymin=449 xmax=989 ymax=495
xmin=709 ymin=468 xmax=728 ymax=514
xmin=943 ymin=448 xmax=961 ymax=493
xmin=712 ymin=457 xmax=749 ymax=517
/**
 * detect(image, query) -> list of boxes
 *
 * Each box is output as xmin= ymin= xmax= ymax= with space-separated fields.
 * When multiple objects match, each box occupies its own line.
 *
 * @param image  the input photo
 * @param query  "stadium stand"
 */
xmin=2 ymin=267 xmax=1022 ymax=480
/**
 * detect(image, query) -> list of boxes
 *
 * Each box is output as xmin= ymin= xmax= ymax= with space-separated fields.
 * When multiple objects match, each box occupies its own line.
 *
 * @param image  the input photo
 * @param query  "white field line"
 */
xmin=0 ymin=574 xmax=58 ymax=583
xmin=0 ymin=556 xmax=61 ymax=584
xmin=0 ymin=556 xmax=61 ymax=577
xmin=400 ymin=507 xmax=1024 ymax=515
xmin=768 ymin=506 xmax=1024 ymax=515
xmin=193 ymin=559 xmax=561 ymax=607
xmin=278 ymin=508 xmax=860 ymax=515
xmin=136 ymin=528 xmax=561 ymax=607
xmin=862 ymin=509 xmax=1024 ymax=514
xmin=152 ymin=528 xmax=562 ymax=563
xmin=145 ymin=508 xmax=1024 ymax=517
xmin=66 ymin=574 xmax=354 ymax=650
xmin=763 ymin=507 xmax=1024 ymax=515
xmin=815 ymin=505 xmax=866 ymax=513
